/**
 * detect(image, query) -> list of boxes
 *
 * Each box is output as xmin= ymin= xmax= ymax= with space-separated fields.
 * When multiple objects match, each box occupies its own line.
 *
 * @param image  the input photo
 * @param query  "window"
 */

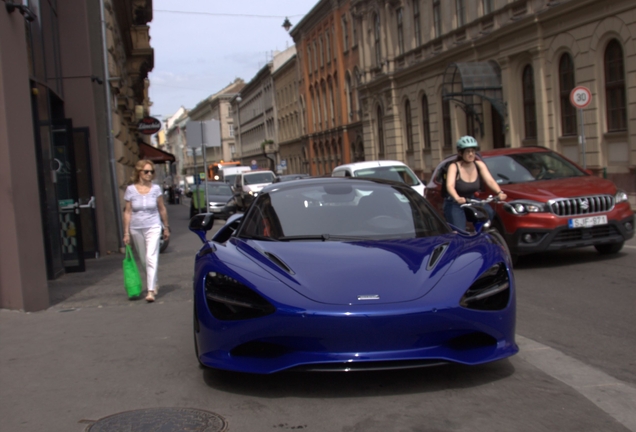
xmin=522 ymin=65 xmax=537 ymax=139
xmin=307 ymin=46 xmax=312 ymax=73
xmin=413 ymin=0 xmax=422 ymax=46
xmin=559 ymin=53 xmax=576 ymax=136
xmin=456 ymin=0 xmax=465 ymax=27
xmin=322 ymin=84 xmax=328 ymax=129
xmin=442 ymin=99 xmax=452 ymax=148
xmin=319 ymin=37 xmax=324 ymax=67
xmin=326 ymin=32 xmax=332 ymax=63
xmin=313 ymin=41 xmax=318 ymax=72
xmin=374 ymin=13 xmax=382 ymax=67
xmin=433 ymin=0 xmax=441 ymax=38
xmin=397 ymin=8 xmax=405 ymax=55
xmin=345 ymin=73 xmax=353 ymax=120
xmin=229 ymin=124 xmax=234 ymax=137
xmin=329 ymin=81 xmax=335 ymax=127
xmin=604 ymin=39 xmax=627 ymax=132
xmin=342 ymin=15 xmax=349 ymax=51
xmin=377 ymin=106 xmax=385 ymax=157
xmin=352 ymin=15 xmax=358 ymax=46
xmin=421 ymin=95 xmax=431 ymax=149
xmin=483 ymin=0 xmax=494 ymax=15
xmin=405 ymin=100 xmax=414 ymax=152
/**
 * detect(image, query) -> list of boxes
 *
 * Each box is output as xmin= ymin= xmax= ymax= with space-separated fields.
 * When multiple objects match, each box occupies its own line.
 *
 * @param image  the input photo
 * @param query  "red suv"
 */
xmin=426 ymin=147 xmax=634 ymax=260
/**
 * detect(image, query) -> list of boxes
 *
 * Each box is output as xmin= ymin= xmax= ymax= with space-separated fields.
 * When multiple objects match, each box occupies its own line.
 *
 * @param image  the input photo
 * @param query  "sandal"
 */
xmin=145 ymin=291 xmax=155 ymax=302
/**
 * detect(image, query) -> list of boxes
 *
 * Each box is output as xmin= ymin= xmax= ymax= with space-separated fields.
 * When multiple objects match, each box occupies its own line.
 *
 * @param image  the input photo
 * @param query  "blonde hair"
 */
xmin=129 ymin=159 xmax=155 ymax=184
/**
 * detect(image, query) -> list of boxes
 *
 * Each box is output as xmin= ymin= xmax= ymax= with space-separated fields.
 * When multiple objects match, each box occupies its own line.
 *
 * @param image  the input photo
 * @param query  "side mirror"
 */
xmin=462 ymin=206 xmax=490 ymax=233
xmin=189 ymin=213 xmax=215 ymax=243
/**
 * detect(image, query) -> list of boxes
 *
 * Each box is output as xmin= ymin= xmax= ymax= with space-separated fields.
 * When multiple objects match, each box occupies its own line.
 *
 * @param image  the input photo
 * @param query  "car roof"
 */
xmin=243 ymin=170 xmax=275 ymax=175
xmin=333 ymin=160 xmax=408 ymax=171
xmin=262 ymin=175 xmax=411 ymax=194
xmin=479 ymin=146 xmax=552 ymax=158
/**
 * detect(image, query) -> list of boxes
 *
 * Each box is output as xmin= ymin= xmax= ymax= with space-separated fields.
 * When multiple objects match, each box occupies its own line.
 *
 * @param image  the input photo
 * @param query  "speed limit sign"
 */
xmin=570 ymin=86 xmax=592 ymax=109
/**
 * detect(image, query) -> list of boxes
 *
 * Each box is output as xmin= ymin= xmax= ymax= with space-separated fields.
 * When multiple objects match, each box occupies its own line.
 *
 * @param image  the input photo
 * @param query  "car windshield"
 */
xmin=244 ymin=172 xmax=275 ymax=185
xmin=353 ymin=166 xmax=419 ymax=186
xmin=223 ymin=174 xmax=237 ymax=184
xmin=484 ymin=152 xmax=587 ymax=185
xmin=192 ymin=184 xmax=233 ymax=196
xmin=238 ymin=181 xmax=449 ymax=241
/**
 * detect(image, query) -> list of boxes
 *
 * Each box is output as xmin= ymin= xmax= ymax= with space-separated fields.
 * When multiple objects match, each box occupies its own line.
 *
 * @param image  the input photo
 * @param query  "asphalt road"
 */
xmin=1 ymin=202 xmax=635 ymax=432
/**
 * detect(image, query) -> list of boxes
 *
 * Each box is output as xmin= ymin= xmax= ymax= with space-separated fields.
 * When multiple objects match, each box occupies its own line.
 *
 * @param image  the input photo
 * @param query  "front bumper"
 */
xmin=193 ymin=285 xmax=518 ymax=374
xmin=505 ymin=215 xmax=634 ymax=255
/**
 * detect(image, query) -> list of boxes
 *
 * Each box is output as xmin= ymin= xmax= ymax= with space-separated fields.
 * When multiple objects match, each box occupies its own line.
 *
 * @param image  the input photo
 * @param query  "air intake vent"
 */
xmin=264 ymin=252 xmax=293 ymax=274
xmin=427 ymin=243 xmax=449 ymax=270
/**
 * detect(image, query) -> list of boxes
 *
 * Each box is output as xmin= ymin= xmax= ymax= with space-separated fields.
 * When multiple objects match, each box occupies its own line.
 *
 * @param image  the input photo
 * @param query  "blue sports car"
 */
xmin=189 ymin=177 xmax=517 ymax=374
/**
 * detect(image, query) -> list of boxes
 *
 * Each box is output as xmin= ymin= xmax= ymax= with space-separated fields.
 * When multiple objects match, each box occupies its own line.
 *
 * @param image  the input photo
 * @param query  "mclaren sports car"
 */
xmin=189 ymin=177 xmax=517 ymax=374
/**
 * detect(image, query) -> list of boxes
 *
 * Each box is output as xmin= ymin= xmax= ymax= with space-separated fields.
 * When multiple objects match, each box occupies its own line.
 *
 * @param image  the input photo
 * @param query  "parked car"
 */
xmin=273 ymin=173 xmax=311 ymax=183
xmin=233 ymin=170 xmax=276 ymax=210
xmin=332 ymin=160 xmax=425 ymax=196
xmin=188 ymin=177 xmax=517 ymax=374
xmin=188 ymin=181 xmax=237 ymax=220
xmin=426 ymin=146 xmax=634 ymax=261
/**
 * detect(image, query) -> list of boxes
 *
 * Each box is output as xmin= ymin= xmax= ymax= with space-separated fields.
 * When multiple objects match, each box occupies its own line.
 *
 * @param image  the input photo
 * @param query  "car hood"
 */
xmin=502 ymin=176 xmax=617 ymax=201
xmin=234 ymin=237 xmax=460 ymax=305
xmin=205 ymin=194 xmax=233 ymax=203
xmin=244 ymin=182 xmax=270 ymax=191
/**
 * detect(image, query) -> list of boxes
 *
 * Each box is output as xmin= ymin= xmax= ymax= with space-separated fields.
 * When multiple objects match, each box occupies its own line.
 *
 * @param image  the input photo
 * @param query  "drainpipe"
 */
xmin=100 ymin=0 xmax=124 ymax=251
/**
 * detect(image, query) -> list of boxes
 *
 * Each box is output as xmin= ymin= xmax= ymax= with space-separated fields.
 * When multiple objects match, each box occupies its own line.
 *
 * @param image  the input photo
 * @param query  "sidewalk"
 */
xmin=47 ymin=201 xmax=198 ymax=309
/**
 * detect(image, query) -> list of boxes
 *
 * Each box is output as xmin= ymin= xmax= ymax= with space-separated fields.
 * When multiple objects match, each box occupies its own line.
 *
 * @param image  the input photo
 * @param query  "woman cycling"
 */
xmin=444 ymin=136 xmax=507 ymax=229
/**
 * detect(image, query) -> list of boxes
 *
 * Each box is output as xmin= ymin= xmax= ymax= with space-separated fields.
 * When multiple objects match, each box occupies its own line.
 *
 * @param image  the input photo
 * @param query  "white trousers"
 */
xmin=129 ymin=225 xmax=161 ymax=292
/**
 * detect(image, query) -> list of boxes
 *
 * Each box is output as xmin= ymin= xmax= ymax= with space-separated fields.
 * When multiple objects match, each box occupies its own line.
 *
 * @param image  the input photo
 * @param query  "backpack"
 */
xmin=439 ymin=160 xmax=458 ymax=198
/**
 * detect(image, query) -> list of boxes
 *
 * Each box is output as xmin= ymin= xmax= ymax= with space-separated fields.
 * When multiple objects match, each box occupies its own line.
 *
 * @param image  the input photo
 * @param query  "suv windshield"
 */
xmin=238 ymin=181 xmax=449 ymax=241
xmin=353 ymin=166 xmax=419 ymax=186
xmin=192 ymin=183 xmax=233 ymax=196
xmin=244 ymin=172 xmax=275 ymax=185
xmin=484 ymin=151 xmax=586 ymax=184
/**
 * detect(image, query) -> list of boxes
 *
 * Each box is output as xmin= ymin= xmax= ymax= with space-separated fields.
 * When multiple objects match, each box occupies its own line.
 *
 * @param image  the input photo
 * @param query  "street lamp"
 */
xmin=282 ymin=17 xmax=292 ymax=32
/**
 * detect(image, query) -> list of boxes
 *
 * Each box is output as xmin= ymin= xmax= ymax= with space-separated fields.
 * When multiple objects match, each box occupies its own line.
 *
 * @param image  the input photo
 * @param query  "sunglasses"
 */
xmin=142 ymin=170 xmax=155 ymax=174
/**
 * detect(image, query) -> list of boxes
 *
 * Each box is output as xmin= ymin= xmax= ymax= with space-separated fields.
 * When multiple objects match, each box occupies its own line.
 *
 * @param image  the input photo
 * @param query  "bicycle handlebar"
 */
xmin=460 ymin=195 xmax=503 ymax=207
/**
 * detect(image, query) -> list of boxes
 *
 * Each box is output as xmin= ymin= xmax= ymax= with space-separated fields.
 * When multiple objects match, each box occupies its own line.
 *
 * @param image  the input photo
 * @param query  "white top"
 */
xmin=124 ymin=184 xmax=162 ymax=229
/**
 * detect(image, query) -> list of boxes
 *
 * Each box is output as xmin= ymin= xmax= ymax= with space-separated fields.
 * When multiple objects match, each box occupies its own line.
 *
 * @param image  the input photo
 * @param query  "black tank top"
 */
xmin=454 ymin=162 xmax=481 ymax=198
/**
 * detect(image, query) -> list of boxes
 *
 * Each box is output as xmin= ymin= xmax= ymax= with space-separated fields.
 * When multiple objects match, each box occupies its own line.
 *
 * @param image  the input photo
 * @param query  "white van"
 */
xmin=332 ymin=160 xmax=425 ymax=196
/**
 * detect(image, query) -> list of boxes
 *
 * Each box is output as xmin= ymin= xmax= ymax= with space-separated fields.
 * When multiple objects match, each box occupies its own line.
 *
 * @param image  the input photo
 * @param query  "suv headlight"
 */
xmin=615 ymin=190 xmax=628 ymax=204
xmin=504 ymin=200 xmax=548 ymax=215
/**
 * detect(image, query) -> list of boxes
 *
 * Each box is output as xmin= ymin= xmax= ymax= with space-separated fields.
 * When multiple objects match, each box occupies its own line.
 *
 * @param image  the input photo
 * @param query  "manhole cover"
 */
xmin=86 ymin=407 xmax=228 ymax=432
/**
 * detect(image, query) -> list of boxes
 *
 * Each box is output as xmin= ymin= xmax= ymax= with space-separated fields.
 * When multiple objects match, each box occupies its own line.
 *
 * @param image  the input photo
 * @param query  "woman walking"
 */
xmin=444 ymin=136 xmax=507 ymax=230
xmin=122 ymin=160 xmax=170 ymax=302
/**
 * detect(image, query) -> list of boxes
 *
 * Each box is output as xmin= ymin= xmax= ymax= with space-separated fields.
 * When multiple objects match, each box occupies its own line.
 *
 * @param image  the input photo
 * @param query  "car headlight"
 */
xmin=504 ymin=200 xmax=548 ymax=215
xmin=615 ymin=190 xmax=628 ymax=204
xmin=205 ymin=272 xmax=275 ymax=320
xmin=460 ymin=263 xmax=510 ymax=311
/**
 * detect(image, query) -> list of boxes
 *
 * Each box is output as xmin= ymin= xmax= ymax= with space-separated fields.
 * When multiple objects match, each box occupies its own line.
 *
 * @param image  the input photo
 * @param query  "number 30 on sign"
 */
xmin=570 ymin=86 xmax=592 ymax=109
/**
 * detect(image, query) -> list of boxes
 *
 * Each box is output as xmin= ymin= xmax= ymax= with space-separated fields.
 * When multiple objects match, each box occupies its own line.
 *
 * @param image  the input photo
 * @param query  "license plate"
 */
xmin=568 ymin=215 xmax=608 ymax=228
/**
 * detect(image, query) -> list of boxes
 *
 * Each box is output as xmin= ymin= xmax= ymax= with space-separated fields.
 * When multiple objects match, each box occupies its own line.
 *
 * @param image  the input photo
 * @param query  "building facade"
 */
xmin=290 ymin=0 xmax=365 ymax=176
xmin=0 ymin=0 xmax=154 ymax=311
xmin=273 ymin=49 xmax=311 ymax=175
xmin=351 ymin=0 xmax=635 ymax=203
xmin=187 ymin=79 xmax=244 ymax=177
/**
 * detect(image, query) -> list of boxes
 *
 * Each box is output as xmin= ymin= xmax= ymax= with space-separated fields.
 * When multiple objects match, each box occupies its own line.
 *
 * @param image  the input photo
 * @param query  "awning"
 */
xmin=138 ymin=142 xmax=175 ymax=163
xmin=442 ymin=61 xmax=507 ymax=136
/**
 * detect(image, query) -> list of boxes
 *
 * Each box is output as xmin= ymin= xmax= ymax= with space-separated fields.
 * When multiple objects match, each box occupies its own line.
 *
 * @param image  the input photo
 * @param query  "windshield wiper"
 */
xmin=279 ymin=234 xmax=367 ymax=242
xmin=240 ymin=234 xmax=280 ymax=242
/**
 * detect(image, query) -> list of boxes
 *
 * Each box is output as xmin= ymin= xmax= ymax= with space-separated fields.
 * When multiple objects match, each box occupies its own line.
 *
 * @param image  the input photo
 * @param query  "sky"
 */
xmin=148 ymin=0 xmax=320 ymax=120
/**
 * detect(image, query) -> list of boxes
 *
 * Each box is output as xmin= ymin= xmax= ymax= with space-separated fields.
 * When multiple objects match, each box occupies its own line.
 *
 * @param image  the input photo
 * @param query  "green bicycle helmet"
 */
xmin=456 ymin=135 xmax=479 ymax=150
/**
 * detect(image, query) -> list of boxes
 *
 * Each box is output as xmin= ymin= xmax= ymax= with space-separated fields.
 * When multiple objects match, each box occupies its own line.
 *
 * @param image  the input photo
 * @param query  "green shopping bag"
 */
xmin=122 ymin=244 xmax=142 ymax=298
